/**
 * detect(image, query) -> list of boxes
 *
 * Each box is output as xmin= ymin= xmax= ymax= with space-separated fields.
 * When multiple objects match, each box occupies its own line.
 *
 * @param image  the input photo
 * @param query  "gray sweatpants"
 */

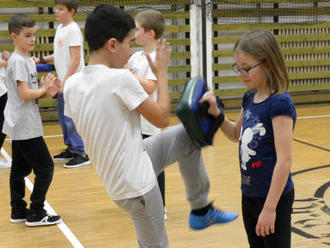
xmin=114 ymin=124 xmax=211 ymax=248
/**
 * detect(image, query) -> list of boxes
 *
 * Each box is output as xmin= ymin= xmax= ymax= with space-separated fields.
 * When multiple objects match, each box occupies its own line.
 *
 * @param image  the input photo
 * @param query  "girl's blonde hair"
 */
xmin=234 ymin=30 xmax=289 ymax=94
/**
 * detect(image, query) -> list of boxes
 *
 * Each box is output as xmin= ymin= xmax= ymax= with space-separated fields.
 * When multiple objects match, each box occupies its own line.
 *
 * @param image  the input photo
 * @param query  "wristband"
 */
xmin=215 ymin=111 xmax=225 ymax=127
xmin=39 ymin=56 xmax=46 ymax=64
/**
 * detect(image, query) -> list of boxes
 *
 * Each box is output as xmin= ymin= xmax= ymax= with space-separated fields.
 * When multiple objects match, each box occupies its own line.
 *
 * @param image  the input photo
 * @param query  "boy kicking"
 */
xmin=63 ymin=4 xmax=237 ymax=247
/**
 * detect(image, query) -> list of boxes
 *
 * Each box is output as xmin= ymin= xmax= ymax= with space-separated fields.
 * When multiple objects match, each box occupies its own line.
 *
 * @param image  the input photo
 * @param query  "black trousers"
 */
xmin=0 ymin=93 xmax=7 ymax=149
xmin=242 ymin=190 xmax=294 ymax=248
xmin=142 ymin=134 xmax=166 ymax=206
xmin=10 ymin=137 xmax=54 ymax=214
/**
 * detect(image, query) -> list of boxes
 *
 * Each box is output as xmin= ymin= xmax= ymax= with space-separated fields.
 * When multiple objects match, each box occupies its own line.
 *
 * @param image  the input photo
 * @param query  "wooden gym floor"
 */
xmin=0 ymin=104 xmax=329 ymax=248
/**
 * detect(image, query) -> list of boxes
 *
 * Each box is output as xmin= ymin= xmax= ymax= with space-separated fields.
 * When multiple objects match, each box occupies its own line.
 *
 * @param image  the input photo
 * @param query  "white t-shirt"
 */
xmin=63 ymin=65 xmax=157 ymax=200
xmin=3 ymin=52 xmax=43 ymax=140
xmin=0 ymin=52 xmax=7 ymax=97
xmin=54 ymin=22 xmax=85 ymax=80
xmin=129 ymin=51 xmax=160 ymax=136
xmin=0 ymin=66 xmax=7 ymax=97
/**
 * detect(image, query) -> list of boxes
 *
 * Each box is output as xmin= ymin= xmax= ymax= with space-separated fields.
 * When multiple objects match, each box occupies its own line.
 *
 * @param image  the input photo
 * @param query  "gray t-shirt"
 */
xmin=3 ymin=52 xmax=43 ymax=140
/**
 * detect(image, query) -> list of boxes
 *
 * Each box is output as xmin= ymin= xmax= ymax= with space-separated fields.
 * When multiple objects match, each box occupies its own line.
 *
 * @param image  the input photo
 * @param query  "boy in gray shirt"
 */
xmin=4 ymin=14 xmax=61 ymax=226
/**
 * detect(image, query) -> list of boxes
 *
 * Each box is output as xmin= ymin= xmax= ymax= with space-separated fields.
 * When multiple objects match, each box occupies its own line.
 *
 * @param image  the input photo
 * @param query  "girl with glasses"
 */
xmin=200 ymin=30 xmax=296 ymax=248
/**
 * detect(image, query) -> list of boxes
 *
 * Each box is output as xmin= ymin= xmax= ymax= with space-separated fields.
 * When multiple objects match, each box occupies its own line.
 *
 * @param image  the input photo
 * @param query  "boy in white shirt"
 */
xmin=128 ymin=9 xmax=167 ymax=219
xmin=64 ymin=5 xmax=237 ymax=247
xmin=41 ymin=0 xmax=90 ymax=168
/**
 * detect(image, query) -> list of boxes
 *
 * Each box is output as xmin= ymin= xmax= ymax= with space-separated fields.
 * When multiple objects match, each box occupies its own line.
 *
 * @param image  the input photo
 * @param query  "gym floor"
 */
xmin=0 ymin=104 xmax=329 ymax=248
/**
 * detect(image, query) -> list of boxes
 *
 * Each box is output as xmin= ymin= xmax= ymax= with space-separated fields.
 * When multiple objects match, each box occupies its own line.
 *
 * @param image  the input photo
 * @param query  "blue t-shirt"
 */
xmin=239 ymin=90 xmax=296 ymax=198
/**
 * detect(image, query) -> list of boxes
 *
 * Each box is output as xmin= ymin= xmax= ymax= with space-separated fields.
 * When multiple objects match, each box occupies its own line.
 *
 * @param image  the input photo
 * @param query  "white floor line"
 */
xmin=24 ymin=178 xmax=85 ymax=248
xmin=3 ymin=147 xmax=84 ymax=248
xmin=43 ymin=134 xmax=63 ymax=138
xmin=1 ymin=147 xmax=12 ymax=162
xmin=297 ymin=114 xmax=330 ymax=119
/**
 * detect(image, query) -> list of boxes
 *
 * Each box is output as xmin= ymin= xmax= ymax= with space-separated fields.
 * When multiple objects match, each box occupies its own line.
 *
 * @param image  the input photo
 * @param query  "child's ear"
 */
xmin=71 ymin=8 xmax=75 ymax=15
xmin=10 ymin=32 xmax=17 ymax=41
xmin=106 ymin=38 xmax=117 ymax=52
xmin=149 ymin=30 xmax=156 ymax=39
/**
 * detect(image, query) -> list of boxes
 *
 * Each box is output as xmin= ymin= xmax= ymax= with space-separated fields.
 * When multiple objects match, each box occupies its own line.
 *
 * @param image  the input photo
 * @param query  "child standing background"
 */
xmin=0 ymin=50 xmax=11 ymax=168
xmin=40 ymin=0 xmax=90 ymax=168
xmin=4 ymin=13 xmax=61 ymax=226
xmin=201 ymin=30 xmax=296 ymax=248
xmin=128 ymin=9 xmax=167 ymax=220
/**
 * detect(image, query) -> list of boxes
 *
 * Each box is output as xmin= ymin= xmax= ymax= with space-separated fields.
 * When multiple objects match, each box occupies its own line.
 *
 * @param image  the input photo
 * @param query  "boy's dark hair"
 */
xmin=135 ymin=10 xmax=165 ymax=39
xmin=85 ymin=4 xmax=135 ymax=52
xmin=55 ymin=0 xmax=79 ymax=14
xmin=8 ymin=14 xmax=35 ymax=35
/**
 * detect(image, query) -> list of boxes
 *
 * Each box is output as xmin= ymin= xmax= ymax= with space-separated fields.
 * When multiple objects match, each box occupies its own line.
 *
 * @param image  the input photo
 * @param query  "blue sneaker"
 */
xmin=189 ymin=208 xmax=238 ymax=230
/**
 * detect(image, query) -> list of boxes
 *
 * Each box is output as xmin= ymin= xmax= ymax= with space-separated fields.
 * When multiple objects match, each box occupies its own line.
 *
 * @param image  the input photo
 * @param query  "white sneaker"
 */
xmin=164 ymin=206 xmax=168 ymax=220
xmin=0 ymin=159 xmax=11 ymax=168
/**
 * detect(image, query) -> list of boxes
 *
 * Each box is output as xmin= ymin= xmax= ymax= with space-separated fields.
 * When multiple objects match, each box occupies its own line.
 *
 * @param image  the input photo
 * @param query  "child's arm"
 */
xmin=32 ymin=54 xmax=54 ymax=64
xmin=0 ymin=58 xmax=7 ymax=67
xmin=134 ymin=74 xmax=157 ymax=95
xmin=199 ymin=91 xmax=243 ymax=142
xmin=136 ymin=40 xmax=171 ymax=128
xmin=17 ymin=81 xmax=47 ymax=100
xmin=220 ymin=110 xmax=243 ymax=142
xmin=43 ymin=54 xmax=54 ymax=64
xmin=125 ymin=63 xmax=157 ymax=95
xmin=255 ymin=115 xmax=293 ymax=237
xmin=17 ymin=73 xmax=57 ymax=101
xmin=61 ymin=46 xmax=81 ymax=85
xmin=0 ymin=50 xmax=9 ymax=67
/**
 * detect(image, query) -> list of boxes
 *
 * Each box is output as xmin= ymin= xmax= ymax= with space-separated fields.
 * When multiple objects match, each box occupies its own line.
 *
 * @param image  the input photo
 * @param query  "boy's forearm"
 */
xmin=135 ymin=74 xmax=157 ymax=95
xmin=0 ymin=59 xmax=7 ymax=67
xmin=20 ymin=87 xmax=47 ymax=101
xmin=44 ymin=54 xmax=54 ymax=63
xmin=63 ymin=59 xmax=80 ymax=83
xmin=156 ymin=72 xmax=170 ymax=117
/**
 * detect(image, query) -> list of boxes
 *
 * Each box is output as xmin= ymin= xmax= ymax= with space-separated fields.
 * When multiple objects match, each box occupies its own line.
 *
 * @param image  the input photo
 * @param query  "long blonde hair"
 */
xmin=234 ymin=30 xmax=289 ymax=94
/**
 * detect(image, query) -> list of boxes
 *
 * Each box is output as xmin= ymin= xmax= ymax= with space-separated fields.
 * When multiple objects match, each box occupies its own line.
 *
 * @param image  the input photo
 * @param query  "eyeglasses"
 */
xmin=232 ymin=62 xmax=263 ymax=77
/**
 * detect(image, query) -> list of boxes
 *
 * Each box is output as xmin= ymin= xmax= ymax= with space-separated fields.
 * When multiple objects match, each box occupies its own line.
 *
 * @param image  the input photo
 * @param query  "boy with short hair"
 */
xmin=64 ymin=4 xmax=237 ymax=247
xmin=128 ymin=9 xmax=167 ymax=219
xmin=4 ymin=13 xmax=61 ymax=226
xmin=42 ymin=0 xmax=90 ymax=168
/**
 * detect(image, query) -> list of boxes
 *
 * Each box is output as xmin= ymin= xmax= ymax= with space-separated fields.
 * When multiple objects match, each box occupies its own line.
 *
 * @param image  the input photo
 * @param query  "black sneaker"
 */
xmin=10 ymin=209 xmax=28 ymax=223
xmin=53 ymin=148 xmax=75 ymax=161
xmin=25 ymin=212 xmax=62 ymax=227
xmin=64 ymin=154 xmax=90 ymax=168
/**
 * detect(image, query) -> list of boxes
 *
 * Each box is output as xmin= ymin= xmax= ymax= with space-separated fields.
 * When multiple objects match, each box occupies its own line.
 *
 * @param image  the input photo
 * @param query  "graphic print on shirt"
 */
xmin=56 ymin=35 xmax=64 ymax=47
xmin=30 ymin=71 xmax=38 ymax=105
xmin=240 ymin=109 xmax=266 ymax=170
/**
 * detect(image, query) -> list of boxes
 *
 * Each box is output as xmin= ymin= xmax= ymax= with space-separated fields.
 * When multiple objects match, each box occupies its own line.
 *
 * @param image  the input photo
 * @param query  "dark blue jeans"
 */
xmin=57 ymin=93 xmax=85 ymax=155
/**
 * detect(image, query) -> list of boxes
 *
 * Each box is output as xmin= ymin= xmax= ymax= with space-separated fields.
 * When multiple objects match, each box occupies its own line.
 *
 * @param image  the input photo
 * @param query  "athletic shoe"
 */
xmin=64 ymin=154 xmax=90 ymax=168
xmin=25 ymin=212 xmax=62 ymax=227
xmin=189 ymin=207 xmax=238 ymax=230
xmin=10 ymin=210 xmax=28 ymax=223
xmin=53 ymin=148 xmax=75 ymax=161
